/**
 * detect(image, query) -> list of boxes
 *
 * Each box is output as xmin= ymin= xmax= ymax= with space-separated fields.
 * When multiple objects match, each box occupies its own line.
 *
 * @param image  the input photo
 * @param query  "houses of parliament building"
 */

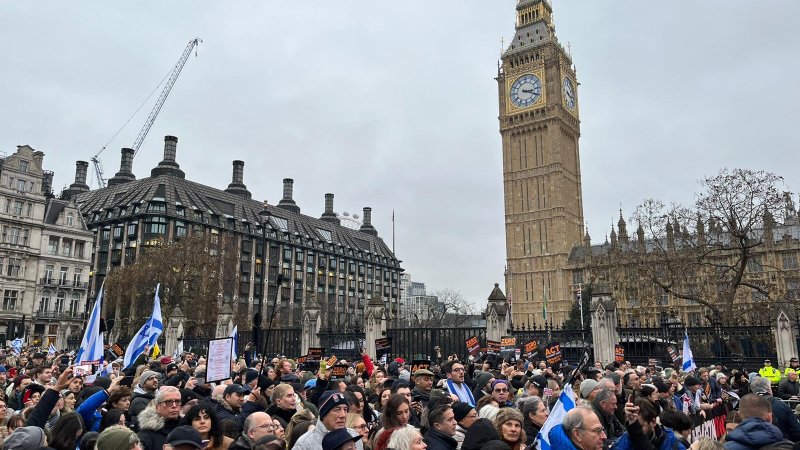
xmin=500 ymin=0 xmax=800 ymax=326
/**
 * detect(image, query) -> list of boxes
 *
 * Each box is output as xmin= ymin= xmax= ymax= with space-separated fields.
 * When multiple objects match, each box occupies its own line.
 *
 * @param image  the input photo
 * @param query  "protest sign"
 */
xmin=206 ymin=337 xmax=233 ymax=383
xmin=487 ymin=340 xmax=501 ymax=354
xmin=524 ymin=340 xmax=538 ymax=354
xmin=545 ymin=342 xmax=562 ymax=366
xmin=614 ymin=345 xmax=625 ymax=363
xmin=411 ymin=360 xmax=431 ymax=373
xmin=375 ymin=338 xmax=392 ymax=357
xmin=330 ymin=364 xmax=349 ymax=380
xmin=308 ymin=347 xmax=324 ymax=361
xmin=466 ymin=336 xmax=480 ymax=356
xmin=500 ymin=336 xmax=516 ymax=352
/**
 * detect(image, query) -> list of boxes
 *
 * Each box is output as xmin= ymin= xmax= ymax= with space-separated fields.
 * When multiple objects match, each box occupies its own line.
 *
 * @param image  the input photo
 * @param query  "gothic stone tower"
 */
xmin=498 ymin=0 xmax=584 ymax=325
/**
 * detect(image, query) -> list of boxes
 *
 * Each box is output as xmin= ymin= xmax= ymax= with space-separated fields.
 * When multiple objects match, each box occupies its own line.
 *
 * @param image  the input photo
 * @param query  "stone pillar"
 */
xmin=301 ymin=296 xmax=322 ymax=355
xmin=590 ymin=283 xmax=619 ymax=366
xmin=775 ymin=310 xmax=797 ymax=367
xmin=216 ymin=302 xmax=235 ymax=337
xmin=364 ymin=297 xmax=387 ymax=359
xmin=165 ymin=307 xmax=186 ymax=357
xmin=485 ymin=283 xmax=510 ymax=342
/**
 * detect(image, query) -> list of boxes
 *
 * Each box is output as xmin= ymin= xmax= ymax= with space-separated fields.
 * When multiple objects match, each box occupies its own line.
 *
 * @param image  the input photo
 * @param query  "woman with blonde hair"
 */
xmin=346 ymin=412 xmax=372 ymax=450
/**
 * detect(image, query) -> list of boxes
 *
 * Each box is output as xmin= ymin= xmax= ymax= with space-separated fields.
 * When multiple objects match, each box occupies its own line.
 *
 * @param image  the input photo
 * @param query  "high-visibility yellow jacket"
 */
xmin=785 ymin=367 xmax=799 ymax=377
xmin=760 ymin=366 xmax=782 ymax=383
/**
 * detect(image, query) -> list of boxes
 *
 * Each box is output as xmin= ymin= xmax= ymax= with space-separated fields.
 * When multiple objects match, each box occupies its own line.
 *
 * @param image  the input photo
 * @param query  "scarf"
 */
xmin=447 ymin=379 xmax=475 ymax=406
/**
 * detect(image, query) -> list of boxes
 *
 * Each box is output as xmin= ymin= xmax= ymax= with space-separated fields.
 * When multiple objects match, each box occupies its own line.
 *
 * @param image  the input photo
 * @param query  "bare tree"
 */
xmin=405 ymin=288 xmax=477 ymax=327
xmin=615 ymin=169 xmax=789 ymax=322
xmin=105 ymin=232 xmax=238 ymax=339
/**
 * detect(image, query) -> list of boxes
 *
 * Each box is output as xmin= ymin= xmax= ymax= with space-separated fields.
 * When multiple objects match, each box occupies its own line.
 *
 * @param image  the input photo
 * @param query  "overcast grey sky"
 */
xmin=2 ymin=2 xmax=799 ymax=308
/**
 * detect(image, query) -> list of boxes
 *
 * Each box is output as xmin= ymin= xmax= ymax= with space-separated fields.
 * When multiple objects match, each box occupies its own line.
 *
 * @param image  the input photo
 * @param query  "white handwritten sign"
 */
xmin=206 ymin=337 xmax=233 ymax=383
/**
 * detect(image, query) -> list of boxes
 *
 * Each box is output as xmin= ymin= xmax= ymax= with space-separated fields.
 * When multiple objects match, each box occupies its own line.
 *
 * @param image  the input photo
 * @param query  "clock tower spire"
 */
xmin=498 ymin=0 xmax=584 ymax=326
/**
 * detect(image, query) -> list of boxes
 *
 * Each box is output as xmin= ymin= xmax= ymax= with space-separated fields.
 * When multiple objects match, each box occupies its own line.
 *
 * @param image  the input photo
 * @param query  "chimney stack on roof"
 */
xmin=107 ymin=148 xmax=136 ymax=186
xmin=42 ymin=171 xmax=54 ymax=197
xmin=32 ymin=150 xmax=44 ymax=169
xmin=359 ymin=207 xmax=377 ymax=236
xmin=277 ymin=178 xmax=300 ymax=213
xmin=225 ymin=160 xmax=252 ymax=199
xmin=60 ymin=161 xmax=90 ymax=201
xmin=320 ymin=193 xmax=340 ymax=225
xmin=151 ymin=135 xmax=185 ymax=178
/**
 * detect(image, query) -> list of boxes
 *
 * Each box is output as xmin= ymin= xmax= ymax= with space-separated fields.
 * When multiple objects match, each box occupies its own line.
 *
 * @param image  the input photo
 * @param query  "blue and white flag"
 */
xmin=48 ymin=343 xmax=57 ymax=355
xmin=10 ymin=338 xmax=23 ymax=355
xmin=537 ymin=384 xmax=576 ymax=450
xmin=123 ymin=284 xmax=164 ymax=368
xmin=173 ymin=339 xmax=184 ymax=360
xmin=75 ymin=283 xmax=104 ymax=365
xmin=682 ymin=330 xmax=696 ymax=373
xmin=230 ymin=325 xmax=238 ymax=361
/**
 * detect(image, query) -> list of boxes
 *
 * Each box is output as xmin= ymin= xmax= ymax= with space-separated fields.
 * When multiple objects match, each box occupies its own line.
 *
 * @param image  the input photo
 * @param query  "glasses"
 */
xmin=159 ymin=399 xmax=181 ymax=407
xmin=493 ymin=388 xmax=509 ymax=393
xmin=579 ymin=426 xmax=606 ymax=435
xmin=255 ymin=423 xmax=276 ymax=431
xmin=355 ymin=424 xmax=370 ymax=430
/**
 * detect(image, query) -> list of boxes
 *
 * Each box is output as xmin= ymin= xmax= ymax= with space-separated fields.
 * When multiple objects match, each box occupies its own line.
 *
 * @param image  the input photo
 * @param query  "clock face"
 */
xmin=509 ymin=74 xmax=542 ymax=108
xmin=563 ymin=77 xmax=576 ymax=110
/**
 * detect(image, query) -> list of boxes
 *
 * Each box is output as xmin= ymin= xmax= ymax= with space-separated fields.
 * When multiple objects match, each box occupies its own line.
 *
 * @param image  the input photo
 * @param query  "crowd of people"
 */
xmin=1 ymin=346 xmax=800 ymax=450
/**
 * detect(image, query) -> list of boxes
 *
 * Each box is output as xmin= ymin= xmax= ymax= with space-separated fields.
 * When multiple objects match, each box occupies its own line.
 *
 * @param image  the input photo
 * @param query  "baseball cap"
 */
xmin=322 ymin=428 xmax=360 ymax=450
xmin=166 ymin=425 xmax=204 ymax=449
xmin=223 ymin=384 xmax=251 ymax=396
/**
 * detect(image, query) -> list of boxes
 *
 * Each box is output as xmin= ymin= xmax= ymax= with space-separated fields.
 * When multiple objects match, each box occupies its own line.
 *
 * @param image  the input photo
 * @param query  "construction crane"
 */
xmin=91 ymin=37 xmax=202 ymax=188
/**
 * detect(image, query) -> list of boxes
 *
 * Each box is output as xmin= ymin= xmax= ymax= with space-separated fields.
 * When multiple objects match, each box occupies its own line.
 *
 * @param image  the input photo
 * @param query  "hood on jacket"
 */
xmin=547 ymin=424 xmax=578 ymax=450
xmin=137 ymin=405 xmax=165 ymax=432
xmin=725 ymin=417 xmax=786 ymax=448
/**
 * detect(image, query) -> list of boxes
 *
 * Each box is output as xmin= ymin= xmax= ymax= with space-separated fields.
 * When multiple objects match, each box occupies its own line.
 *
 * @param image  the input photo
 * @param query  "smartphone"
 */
xmin=60 ymin=356 xmax=70 ymax=365
xmin=196 ymin=376 xmax=206 ymax=386
xmin=119 ymin=376 xmax=134 ymax=387
xmin=73 ymin=364 xmax=93 ymax=376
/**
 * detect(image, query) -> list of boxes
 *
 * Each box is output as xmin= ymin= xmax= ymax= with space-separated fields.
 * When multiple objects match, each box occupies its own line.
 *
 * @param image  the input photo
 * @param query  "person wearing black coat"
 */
xmin=424 ymin=405 xmax=458 ymax=450
xmin=750 ymin=376 xmax=800 ymax=443
xmin=462 ymin=418 xmax=500 ymax=450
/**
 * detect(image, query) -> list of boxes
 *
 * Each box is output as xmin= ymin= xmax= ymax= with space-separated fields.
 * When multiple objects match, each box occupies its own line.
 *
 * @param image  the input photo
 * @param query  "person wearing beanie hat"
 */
xmin=490 ymin=379 xmax=512 ymax=407
xmin=2 ymin=426 xmax=47 ymax=450
xmin=293 ymin=391 xmax=363 ymax=450
xmin=130 ymin=370 xmax=160 ymax=419
xmin=472 ymin=372 xmax=494 ymax=403
xmin=579 ymin=378 xmax=599 ymax=401
xmin=494 ymin=408 xmax=526 ymax=450
xmin=451 ymin=401 xmax=477 ymax=449
xmin=423 ymin=404 xmax=458 ymax=450
xmin=96 ymin=425 xmax=140 ymax=450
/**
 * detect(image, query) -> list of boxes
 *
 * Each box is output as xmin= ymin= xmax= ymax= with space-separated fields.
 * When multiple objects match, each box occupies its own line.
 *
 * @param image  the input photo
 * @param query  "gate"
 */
xmin=387 ymin=327 xmax=486 ymax=362
xmin=318 ymin=325 xmax=365 ymax=360
xmin=618 ymin=316 xmax=776 ymax=368
xmin=511 ymin=323 xmax=593 ymax=364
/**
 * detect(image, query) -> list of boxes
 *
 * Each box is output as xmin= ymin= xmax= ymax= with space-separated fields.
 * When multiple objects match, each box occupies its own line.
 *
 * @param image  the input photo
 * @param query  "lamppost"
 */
xmin=253 ymin=202 xmax=270 ymax=363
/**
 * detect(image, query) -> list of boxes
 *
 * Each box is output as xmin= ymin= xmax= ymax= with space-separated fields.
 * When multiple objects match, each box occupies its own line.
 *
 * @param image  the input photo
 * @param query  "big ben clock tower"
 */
xmin=499 ymin=0 xmax=584 ymax=325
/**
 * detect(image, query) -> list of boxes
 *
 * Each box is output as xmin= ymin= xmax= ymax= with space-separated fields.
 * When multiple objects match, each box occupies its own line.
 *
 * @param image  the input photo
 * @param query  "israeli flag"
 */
xmin=537 ymin=384 xmax=576 ymax=450
xmin=230 ymin=325 xmax=238 ymax=361
xmin=174 ymin=339 xmax=184 ymax=360
xmin=123 ymin=284 xmax=164 ymax=369
xmin=10 ymin=338 xmax=23 ymax=355
xmin=48 ymin=343 xmax=57 ymax=355
xmin=682 ymin=330 xmax=696 ymax=372
xmin=75 ymin=284 xmax=104 ymax=365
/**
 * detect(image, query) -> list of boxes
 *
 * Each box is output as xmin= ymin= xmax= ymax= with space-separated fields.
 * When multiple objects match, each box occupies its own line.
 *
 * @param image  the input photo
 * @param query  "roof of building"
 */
xmin=75 ymin=172 xmax=400 ymax=265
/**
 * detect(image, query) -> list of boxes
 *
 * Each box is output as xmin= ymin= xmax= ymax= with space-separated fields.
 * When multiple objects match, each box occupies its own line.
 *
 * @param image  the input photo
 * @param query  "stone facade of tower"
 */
xmin=498 ymin=0 xmax=584 ymax=325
